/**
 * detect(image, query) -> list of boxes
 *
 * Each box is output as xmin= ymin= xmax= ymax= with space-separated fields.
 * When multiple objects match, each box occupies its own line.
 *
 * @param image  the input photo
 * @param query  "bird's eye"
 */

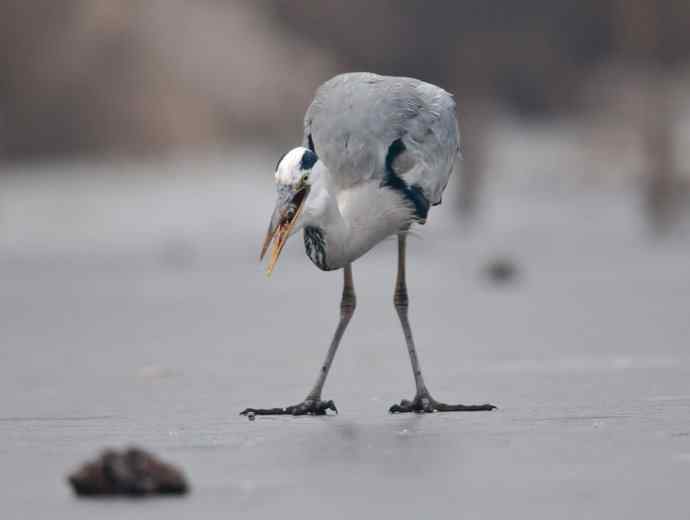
xmin=302 ymin=174 xmax=309 ymax=183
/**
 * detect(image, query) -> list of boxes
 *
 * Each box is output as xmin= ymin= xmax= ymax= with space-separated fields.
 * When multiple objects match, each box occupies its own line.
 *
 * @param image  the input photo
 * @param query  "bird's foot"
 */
xmin=240 ymin=399 xmax=337 ymax=416
xmin=389 ymin=392 xmax=496 ymax=413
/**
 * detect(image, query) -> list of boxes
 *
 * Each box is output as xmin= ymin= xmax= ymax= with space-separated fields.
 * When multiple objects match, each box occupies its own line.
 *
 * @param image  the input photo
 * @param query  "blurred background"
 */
xmin=2 ymin=3 xmax=690 ymax=516
xmin=2 ymin=1 xmax=690 ymax=357
xmin=2 ymin=1 xmax=690 ymax=225
xmin=2 ymin=0 xmax=690 ymax=397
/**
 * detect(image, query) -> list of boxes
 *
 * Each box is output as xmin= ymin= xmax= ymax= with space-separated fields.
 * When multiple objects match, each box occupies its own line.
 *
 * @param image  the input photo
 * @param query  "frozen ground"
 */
xmin=1 ymin=155 xmax=689 ymax=519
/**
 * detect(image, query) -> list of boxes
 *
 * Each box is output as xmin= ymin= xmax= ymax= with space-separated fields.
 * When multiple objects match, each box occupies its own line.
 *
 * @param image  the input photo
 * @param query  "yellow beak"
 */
xmin=260 ymin=186 xmax=309 ymax=276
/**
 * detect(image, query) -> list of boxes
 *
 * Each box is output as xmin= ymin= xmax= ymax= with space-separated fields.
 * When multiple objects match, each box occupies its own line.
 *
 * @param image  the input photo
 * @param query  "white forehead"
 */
xmin=275 ymin=147 xmax=308 ymax=184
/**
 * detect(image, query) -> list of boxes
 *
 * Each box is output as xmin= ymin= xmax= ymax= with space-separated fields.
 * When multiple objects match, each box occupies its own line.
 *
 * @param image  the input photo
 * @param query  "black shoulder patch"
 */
xmin=303 ymin=226 xmax=330 ymax=270
xmin=381 ymin=138 xmax=429 ymax=222
xmin=385 ymin=138 xmax=406 ymax=174
xmin=300 ymin=149 xmax=318 ymax=170
xmin=274 ymin=150 xmax=289 ymax=171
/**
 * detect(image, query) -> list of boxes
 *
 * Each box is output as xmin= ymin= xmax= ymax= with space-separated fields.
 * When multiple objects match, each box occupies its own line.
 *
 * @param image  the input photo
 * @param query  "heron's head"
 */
xmin=260 ymin=147 xmax=320 ymax=275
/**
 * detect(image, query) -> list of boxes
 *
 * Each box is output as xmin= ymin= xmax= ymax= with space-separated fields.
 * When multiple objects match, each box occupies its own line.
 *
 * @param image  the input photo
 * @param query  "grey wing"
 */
xmin=303 ymin=72 xmax=460 ymax=205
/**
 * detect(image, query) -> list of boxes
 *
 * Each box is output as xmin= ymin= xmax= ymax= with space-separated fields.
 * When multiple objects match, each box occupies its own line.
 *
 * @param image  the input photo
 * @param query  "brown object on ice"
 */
xmin=67 ymin=447 xmax=189 ymax=497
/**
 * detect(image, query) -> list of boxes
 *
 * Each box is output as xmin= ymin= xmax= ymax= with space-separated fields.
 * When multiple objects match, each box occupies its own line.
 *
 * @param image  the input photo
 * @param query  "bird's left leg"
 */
xmin=388 ymin=232 xmax=496 ymax=413
xmin=240 ymin=264 xmax=355 ymax=416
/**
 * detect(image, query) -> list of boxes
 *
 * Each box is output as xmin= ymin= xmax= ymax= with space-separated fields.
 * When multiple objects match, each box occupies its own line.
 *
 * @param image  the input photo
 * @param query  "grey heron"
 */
xmin=241 ymin=73 xmax=495 ymax=415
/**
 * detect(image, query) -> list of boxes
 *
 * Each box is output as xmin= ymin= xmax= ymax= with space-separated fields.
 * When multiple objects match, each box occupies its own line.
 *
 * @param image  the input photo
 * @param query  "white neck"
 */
xmin=301 ymin=162 xmax=413 ymax=270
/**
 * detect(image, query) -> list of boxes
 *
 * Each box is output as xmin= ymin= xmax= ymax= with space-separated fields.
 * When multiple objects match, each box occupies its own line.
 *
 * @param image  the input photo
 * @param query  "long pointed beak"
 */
xmin=260 ymin=185 xmax=309 ymax=276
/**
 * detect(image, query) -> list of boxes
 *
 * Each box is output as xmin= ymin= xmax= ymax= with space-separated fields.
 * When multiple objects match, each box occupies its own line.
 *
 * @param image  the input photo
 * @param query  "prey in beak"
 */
xmin=260 ymin=183 xmax=310 ymax=275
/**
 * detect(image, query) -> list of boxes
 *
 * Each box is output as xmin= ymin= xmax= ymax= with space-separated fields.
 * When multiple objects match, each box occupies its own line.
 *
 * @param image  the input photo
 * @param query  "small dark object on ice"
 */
xmin=484 ymin=257 xmax=519 ymax=284
xmin=247 ymin=411 xmax=256 ymax=421
xmin=67 ymin=447 xmax=189 ymax=497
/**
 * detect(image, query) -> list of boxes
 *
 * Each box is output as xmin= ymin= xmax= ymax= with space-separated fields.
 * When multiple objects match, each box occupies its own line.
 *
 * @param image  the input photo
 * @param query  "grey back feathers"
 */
xmin=303 ymin=72 xmax=460 ymax=208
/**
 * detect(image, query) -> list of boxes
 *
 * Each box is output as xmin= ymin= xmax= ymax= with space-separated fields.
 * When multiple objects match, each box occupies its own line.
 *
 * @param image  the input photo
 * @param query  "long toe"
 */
xmin=240 ymin=400 xmax=337 ymax=416
xmin=389 ymin=396 xmax=497 ymax=413
xmin=433 ymin=402 xmax=497 ymax=412
xmin=240 ymin=407 xmax=290 ymax=416
xmin=388 ymin=399 xmax=412 ymax=413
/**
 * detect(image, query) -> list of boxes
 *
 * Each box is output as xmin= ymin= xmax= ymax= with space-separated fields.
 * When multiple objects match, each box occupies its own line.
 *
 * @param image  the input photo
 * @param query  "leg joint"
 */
xmin=394 ymin=290 xmax=408 ymax=310
xmin=340 ymin=291 xmax=356 ymax=316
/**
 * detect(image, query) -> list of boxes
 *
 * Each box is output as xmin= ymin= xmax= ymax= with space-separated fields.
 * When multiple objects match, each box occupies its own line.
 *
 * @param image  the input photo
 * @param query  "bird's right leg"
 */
xmin=388 ymin=232 xmax=496 ymax=413
xmin=240 ymin=264 xmax=355 ymax=416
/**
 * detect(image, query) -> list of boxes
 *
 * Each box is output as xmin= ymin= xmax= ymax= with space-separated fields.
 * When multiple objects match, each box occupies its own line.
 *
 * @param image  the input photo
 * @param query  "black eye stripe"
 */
xmin=299 ymin=150 xmax=318 ymax=170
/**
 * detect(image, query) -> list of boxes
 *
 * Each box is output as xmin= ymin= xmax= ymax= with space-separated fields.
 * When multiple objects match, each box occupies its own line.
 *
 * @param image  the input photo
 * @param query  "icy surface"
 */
xmin=1 ymin=158 xmax=689 ymax=518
